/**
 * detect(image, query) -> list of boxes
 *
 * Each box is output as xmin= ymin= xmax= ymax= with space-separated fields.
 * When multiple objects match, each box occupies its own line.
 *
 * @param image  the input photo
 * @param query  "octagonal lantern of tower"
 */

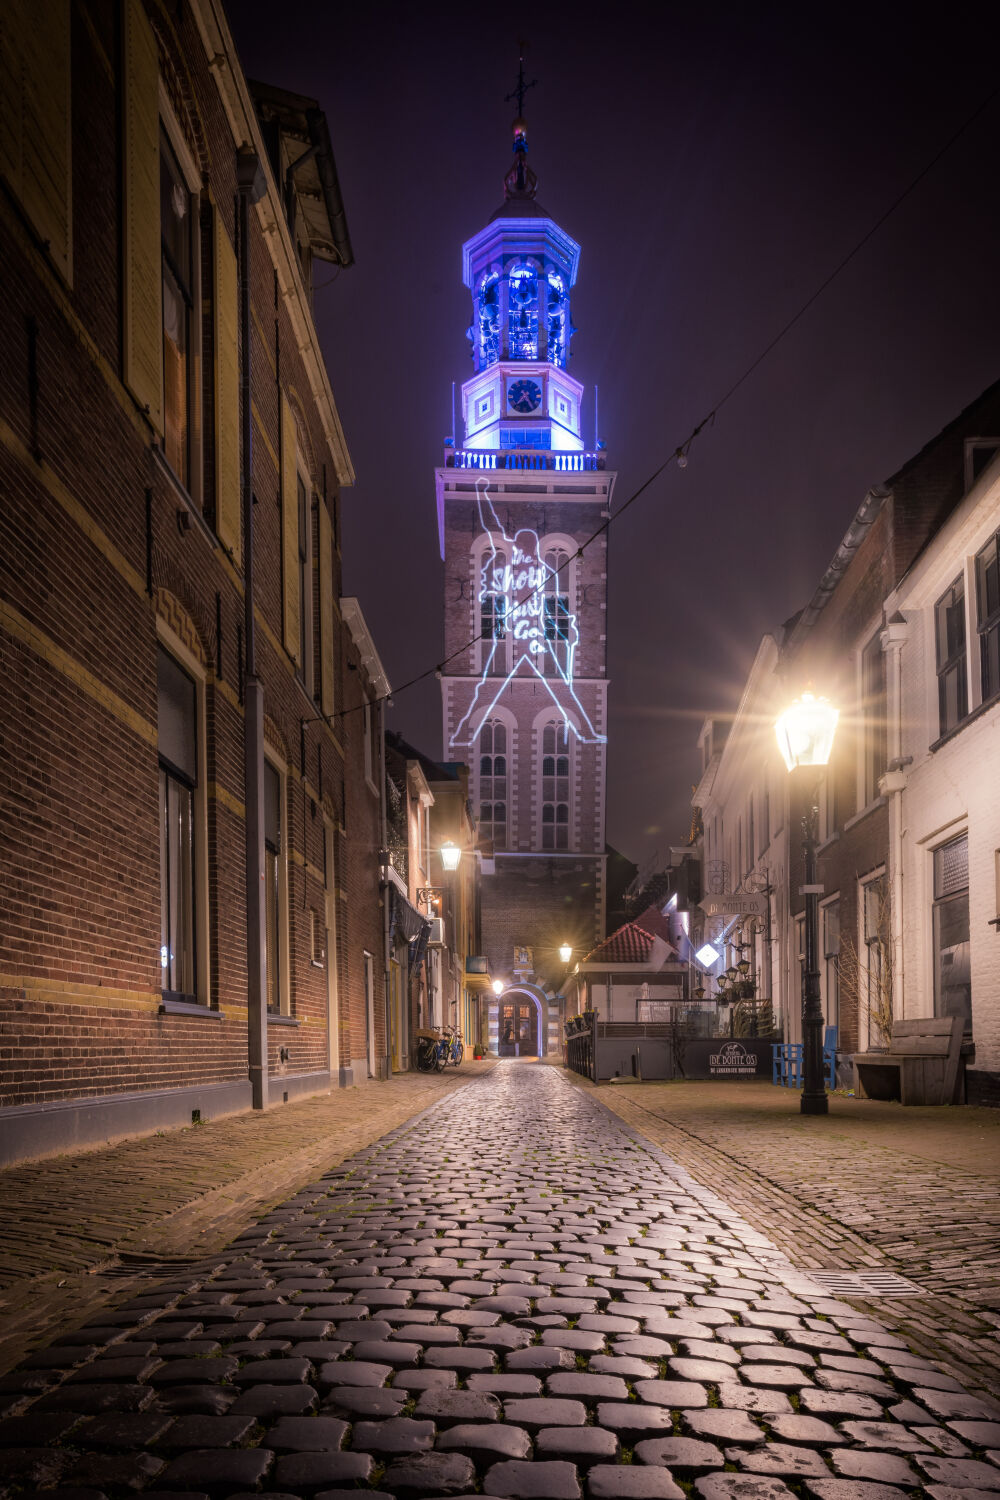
xmin=461 ymin=123 xmax=583 ymax=454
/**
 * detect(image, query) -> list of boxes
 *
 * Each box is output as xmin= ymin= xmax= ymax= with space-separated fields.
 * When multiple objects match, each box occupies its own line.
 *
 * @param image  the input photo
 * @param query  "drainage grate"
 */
xmin=805 ymin=1270 xmax=924 ymax=1297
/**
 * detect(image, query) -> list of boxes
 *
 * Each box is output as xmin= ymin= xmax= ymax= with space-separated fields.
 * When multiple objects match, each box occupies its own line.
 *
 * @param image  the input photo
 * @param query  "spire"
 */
xmin=503 ymin=43 xmax=538 ymax=204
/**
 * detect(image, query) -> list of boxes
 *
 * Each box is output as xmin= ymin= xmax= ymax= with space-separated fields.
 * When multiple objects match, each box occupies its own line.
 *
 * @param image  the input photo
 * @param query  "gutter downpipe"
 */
xmin=238 ymin=148 xmax=268 ymax=1111
xmin=378 ymin=698 xmax=393 ymax=1077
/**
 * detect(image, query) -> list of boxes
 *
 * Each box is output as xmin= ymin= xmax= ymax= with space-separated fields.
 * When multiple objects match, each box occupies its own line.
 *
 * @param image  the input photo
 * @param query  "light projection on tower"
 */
xmin=450 ymin=478 xmax=606 ymax=749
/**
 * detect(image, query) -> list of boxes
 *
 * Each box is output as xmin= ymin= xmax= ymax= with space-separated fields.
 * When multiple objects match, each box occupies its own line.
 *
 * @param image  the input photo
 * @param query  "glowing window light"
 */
xmin=450 ymin=478 xmax=606 ymax=750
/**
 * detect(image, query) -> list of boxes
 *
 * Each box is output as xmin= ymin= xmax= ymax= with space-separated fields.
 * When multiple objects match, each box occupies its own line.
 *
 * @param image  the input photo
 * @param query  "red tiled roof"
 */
xmin=584 ymin=911 xmax=677 ymax=966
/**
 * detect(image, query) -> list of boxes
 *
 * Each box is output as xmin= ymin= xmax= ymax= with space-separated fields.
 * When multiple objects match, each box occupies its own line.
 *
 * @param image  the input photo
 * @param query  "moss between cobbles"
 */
xmin=706 ymin=1386 xmax=720 ymax=1407
xmin=618 ymin=1445 xmax=634 ymax=1463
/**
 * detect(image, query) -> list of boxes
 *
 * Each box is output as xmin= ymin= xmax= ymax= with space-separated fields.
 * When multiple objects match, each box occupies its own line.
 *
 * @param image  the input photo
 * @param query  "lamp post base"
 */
xmin=800 ymin=1090 xmax=829 ymax=1116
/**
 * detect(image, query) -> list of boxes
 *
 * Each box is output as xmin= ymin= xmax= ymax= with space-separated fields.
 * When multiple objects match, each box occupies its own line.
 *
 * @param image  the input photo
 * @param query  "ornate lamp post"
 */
xmin=775 ymin=692 xmax=839 ymax=1117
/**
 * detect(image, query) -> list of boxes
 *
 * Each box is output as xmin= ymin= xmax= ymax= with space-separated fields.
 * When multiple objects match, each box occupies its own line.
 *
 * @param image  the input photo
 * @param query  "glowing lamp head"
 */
xmin=439 ymin=840 xmax=462 ymax=872
xmin=492 ymin=978 xmax=504 ymax=996
xmin=774 ymin=692 xmax=839 ymax=772
xmin=559 ymin=943 xmax=572 ymax=964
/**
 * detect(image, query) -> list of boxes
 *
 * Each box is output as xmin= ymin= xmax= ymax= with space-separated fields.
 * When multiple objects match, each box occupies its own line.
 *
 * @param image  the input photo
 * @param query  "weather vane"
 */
xmin=505 ymin=41 xmax=537 ymax=120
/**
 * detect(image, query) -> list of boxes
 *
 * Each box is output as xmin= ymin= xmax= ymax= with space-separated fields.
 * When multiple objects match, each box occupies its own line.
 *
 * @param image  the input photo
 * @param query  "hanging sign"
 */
xmin=699 ymin=893 xmax=767 ymax=918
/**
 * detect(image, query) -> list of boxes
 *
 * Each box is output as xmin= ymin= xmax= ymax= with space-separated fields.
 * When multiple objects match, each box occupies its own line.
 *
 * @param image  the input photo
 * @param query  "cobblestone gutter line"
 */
xmin=572 ymin=1075 xmax=1000 ymax=1404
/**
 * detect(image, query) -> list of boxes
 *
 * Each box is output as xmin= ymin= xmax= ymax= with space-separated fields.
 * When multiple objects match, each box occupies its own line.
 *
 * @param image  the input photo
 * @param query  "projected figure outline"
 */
xmin=450 ymin=478 xmax=606 ymax=749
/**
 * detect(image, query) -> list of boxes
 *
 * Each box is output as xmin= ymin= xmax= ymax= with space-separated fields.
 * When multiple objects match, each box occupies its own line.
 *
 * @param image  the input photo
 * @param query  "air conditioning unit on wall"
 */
xmin=427 ymin=917 xmax=445 ymax=946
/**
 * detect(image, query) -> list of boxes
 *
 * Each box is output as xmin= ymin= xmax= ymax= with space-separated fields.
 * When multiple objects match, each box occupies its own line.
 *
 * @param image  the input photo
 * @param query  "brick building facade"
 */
xmin=0 ymin=0 xmax=385 ymax=1161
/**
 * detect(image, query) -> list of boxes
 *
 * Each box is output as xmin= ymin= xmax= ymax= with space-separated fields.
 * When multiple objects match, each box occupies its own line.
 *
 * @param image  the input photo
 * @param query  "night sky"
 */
xmin=229 ymin=0 xmax=1000 ymax=872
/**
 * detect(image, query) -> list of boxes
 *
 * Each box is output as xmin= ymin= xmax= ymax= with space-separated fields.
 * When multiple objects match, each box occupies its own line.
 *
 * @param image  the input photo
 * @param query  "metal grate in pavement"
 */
xmin=806 ymin=1270 xmax=924 ymax=1297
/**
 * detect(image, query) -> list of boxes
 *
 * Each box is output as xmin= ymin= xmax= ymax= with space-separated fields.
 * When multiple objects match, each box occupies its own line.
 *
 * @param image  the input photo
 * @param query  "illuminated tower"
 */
xmin=436 ymin=87 xmax=613 ymax=1057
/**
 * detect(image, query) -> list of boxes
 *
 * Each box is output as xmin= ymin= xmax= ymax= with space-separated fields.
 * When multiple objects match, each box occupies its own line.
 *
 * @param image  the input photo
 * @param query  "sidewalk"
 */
xmin=561 ymin=1071 xmax=1000 ymax=1403
xmin=0 ymin=1061 xmax=497 ymax=1378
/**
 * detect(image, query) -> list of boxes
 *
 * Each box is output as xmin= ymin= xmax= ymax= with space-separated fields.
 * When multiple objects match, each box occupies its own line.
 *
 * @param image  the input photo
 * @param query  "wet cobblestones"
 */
xmin=1 ymin=1062 xmax=999 ymax=1498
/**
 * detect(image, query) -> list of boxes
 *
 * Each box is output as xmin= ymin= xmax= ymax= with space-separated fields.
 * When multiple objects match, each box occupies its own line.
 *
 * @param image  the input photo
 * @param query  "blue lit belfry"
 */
xmin=436 ymin=78 xmax=614 ymax=1057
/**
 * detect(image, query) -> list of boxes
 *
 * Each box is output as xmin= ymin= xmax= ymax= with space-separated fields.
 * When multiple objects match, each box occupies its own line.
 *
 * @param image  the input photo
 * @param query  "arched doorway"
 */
xmin=494 ymin=983 xmax=548 ymax=1058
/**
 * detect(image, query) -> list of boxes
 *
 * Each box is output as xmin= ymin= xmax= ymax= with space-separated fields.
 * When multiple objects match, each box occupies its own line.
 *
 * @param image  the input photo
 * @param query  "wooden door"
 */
xmin=499 ymin=997 xmax=538 ymax=1057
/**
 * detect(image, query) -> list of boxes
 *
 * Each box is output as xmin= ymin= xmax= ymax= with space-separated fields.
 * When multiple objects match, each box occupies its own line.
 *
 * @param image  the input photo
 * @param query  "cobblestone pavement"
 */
xmin=569 ymin=1075 xmax=1000 ymax=1406
xmin=0 ymin=1065 xmax=497 ymax=1380
xmin=2 ymin=1062 xmax=999 ymax=1499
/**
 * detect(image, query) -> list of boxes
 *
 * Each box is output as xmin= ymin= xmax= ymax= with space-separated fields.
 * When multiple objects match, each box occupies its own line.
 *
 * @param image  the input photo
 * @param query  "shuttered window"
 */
xmin=0 ymin=0 xmax=72 ymax=281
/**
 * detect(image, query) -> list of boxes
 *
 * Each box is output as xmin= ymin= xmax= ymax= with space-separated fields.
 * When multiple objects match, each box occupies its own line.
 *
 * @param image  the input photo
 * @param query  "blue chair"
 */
xmin=772 ymin=1025 xmax=838 ymax=1089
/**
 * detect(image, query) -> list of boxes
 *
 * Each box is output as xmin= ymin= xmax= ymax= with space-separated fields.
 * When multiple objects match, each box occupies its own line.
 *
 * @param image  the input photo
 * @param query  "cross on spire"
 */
xmin=505 ymin=42 xmax=537 ymax=122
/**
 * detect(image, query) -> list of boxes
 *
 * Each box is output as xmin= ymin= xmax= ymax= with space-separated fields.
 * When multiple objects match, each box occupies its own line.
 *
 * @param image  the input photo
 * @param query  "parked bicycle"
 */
xmin=414 ymin=1028 xmax=446 ymax=1071
xmin=442 ymin=1026 xmax=464 ymax=1067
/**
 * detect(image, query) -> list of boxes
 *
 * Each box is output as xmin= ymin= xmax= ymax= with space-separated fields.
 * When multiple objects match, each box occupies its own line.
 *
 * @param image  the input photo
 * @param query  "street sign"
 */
xmin=698 ymin=893 xmax=767 ymax=918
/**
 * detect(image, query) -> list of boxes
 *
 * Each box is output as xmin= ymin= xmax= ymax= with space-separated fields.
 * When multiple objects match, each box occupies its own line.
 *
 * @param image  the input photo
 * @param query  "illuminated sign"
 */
xmin=450 ymin=478 xmax=606 ymax=748
xmin=695 ymin=943 xmax=720 ymax=967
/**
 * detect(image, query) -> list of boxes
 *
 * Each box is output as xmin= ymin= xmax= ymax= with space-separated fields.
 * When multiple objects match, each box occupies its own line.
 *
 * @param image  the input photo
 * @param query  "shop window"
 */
xmin=158 ymin=647 xmax=198 ymax=1002
xmin=933 ymin=833 xmax=971 ymax=1032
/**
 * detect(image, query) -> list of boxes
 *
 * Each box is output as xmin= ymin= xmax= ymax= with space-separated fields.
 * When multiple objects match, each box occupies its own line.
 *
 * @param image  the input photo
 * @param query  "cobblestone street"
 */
xmin=2 ymin=1062 xmax=999 ymax=1499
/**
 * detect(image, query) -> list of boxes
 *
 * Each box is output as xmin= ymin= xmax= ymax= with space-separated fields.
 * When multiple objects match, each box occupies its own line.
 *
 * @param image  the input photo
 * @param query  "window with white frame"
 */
xmin=821 ymin=897 xmax=840 ymax=1032
xmin=975 ymin=529 xmax=1000 ymax=705
xmin=861 ymin=872 xmax=890 ymax=1048
xmin=933 ymin=833 xmax=971 ymax=1032
xmin=861 ymin=633 xmax=887 ymax=806
xmin=935 ymin=576 xmax=968 ymax=736
xmin=543 ymin=547 xmax=571 ymax=677
xmin=158 ymin=647 xmax=199 ymax=1002
xmin=296 ymin=473 xmax=311 ymax=691
xmin=478 ymin=719 xmax=508 ymax=849
xmin=541 ymin=719 xmax=570 ymax=850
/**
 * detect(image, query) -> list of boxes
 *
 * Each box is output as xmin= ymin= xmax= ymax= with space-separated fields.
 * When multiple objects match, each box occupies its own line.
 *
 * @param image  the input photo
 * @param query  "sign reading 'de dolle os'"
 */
xmin=698 ymin=893 xmax=767 ymax=918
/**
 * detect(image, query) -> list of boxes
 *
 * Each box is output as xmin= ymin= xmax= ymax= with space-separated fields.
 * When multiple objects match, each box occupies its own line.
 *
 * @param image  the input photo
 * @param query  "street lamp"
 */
xmin=440 ymin=840 xmax=462 ymax=872
xmin=775 ymin=691 xmax=839 ymax=1117
xmin=559 ymin=943 xmax=572 ymax=964
xmin=492 ymin=978 xmax=504 ymax=996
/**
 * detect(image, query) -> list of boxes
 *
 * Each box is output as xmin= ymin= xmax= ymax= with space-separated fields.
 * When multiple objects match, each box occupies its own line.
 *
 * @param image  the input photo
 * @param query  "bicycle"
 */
xmin=442 ymin=1026 xmax=464 ymax=1067
xmin=414 ymin=1028 xmax=446 ymax=1072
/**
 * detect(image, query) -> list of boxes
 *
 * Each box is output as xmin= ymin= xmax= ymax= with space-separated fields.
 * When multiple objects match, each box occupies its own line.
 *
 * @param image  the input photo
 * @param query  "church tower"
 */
xmin=436 ymin=91 xmax=613 ymax=1057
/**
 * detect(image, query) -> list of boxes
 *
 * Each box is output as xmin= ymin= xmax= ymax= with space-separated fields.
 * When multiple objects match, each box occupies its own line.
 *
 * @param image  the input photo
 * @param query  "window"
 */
xmin=976 ymin=530 xmax=1000 ymax=704
xmin=264 ymin=761 xmax=283 ymax=1015
xmin=508 ymin=263 xmax=538 ymax=360
xmin=160 ymin=128 xmax=194 ymax=487
xmin=297 ymin=474 xmax=309 ymax=688
xmin=481 ymin=548 xmax=508 ymax=675
xmin=477 ymin=272 xmax=500 ymax=367
xmin=861 ymin=633 xmax=887 ymax=805
xmin=479 ymin=719 xmax=508 ymax=849
xmin=861 ymin=873 xmax=890 ymax=1048
xmin=500 ymin=427 xmax=551 ymax=449
xmin=933 ymin=834 xmax=971 ymax=1032
xmin=935 ymin=577 xmax=968 ymax=735
xmin=821 ymin=898 xmax=840 ymax=1031
xmin=546 ymin=271 xmax=567 ymax=367
xmin=543 ymin=547 xmax=571 ymax=677
xmin=363 ymin=696 xmax=375 ymax=789
xmin=158 ymin=648 xmax=198 ymax=1002
xmin=541 ymin=720 xmax=570 ymax=850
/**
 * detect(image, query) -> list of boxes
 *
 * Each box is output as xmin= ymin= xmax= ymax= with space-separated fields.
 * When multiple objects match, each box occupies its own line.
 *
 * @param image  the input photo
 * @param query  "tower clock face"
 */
xmin=507 ymin=378 xmax=542 ymax=415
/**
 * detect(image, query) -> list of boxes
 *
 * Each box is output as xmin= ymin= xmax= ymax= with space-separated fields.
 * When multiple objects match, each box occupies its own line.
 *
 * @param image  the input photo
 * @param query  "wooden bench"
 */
xmin=853 ymin=1016 xmax=964 ymax=1105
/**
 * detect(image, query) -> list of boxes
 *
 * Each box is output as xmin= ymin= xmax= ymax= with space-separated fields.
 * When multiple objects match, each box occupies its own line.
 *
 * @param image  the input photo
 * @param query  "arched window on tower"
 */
xmin=508 ymin=263 xmax=538 ymax=360
xmin=479 ymin=719 xmax=509 ymax=850
xmin=546 ymin=272 xmax=567 ymax=368
xmin=541 ymin=719 xmax=570 ymax=850
xmin=543 ymin=546 xmax=571 ymax=677
xmin=477 ymin=544 xmax=508 ymax=676
xmin=477 ymin=272 xmax=500 ymax=368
